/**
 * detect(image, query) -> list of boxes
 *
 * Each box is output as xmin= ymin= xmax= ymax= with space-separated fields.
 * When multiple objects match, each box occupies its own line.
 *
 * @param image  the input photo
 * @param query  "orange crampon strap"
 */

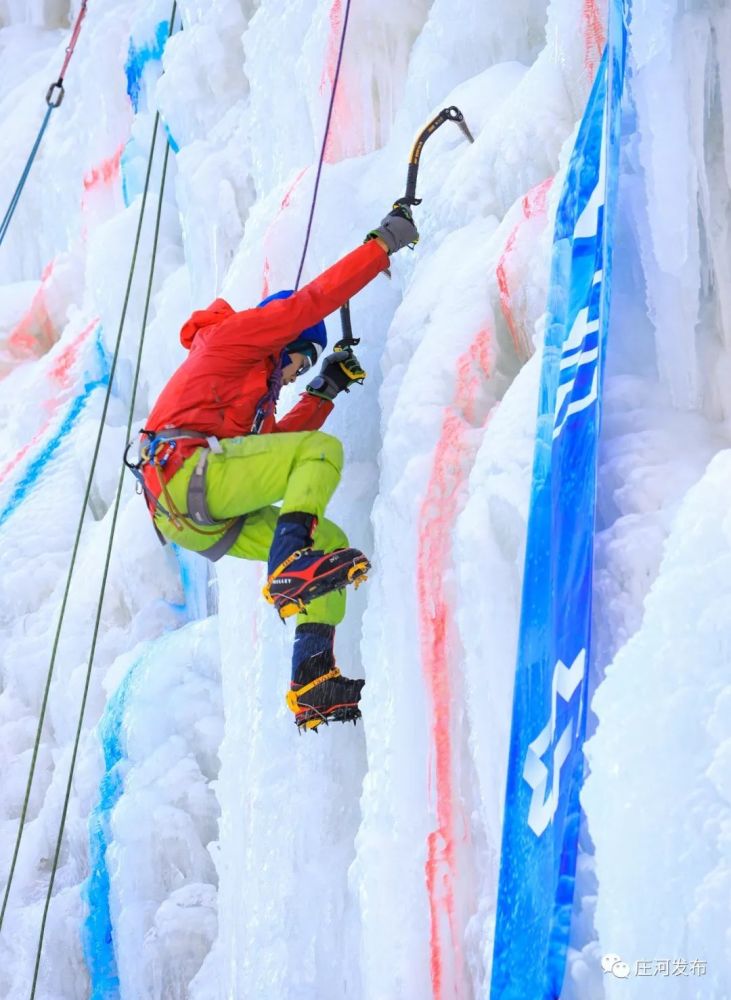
xmin=262 ymin=549 xmax=308 ymax=620
xmin=285 ymin=667 xmax=341 ymax=717
xmin=262 ymin=550 xmax=370 ymax=621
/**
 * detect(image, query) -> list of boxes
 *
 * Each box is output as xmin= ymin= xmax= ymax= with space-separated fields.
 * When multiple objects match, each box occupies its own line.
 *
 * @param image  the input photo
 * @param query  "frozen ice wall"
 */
xmin=0 ymin=0 xmax=729 ymax=998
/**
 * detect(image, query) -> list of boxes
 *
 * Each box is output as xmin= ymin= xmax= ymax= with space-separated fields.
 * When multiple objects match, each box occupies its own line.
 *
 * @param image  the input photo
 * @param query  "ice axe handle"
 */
xmin=403 ymin=165 xmax=422 ymax=207
xmin=336 ymin=300 xmax=360 ymax=352
xmin=401 ymin=105 xmax=474 ymax=207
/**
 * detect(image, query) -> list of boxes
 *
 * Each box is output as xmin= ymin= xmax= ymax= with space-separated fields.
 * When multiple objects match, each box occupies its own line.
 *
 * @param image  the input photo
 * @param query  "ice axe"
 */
xmin=336 ymin=105 xmax=474 ymax=353
xmin=400 ymin=104 xmax=475 ymax=208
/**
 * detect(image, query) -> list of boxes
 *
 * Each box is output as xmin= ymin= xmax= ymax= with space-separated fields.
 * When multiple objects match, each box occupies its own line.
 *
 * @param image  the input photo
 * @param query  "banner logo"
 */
xmin=523 ymin=650 xmax=586 ymax=836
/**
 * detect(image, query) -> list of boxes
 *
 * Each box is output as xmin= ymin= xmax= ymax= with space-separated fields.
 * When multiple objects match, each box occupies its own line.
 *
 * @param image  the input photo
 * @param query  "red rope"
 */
xmin=57 ymin=0 xmax=89 ymax=82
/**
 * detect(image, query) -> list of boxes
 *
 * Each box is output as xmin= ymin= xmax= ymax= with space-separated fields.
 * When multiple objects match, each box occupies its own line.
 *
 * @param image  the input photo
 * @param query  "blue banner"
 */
xmin=490 ymin=4 xmax=627 ymax=998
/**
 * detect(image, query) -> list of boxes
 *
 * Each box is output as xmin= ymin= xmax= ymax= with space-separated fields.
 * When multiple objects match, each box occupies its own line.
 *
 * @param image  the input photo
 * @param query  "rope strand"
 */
xmin=256 ymin=0 xmax=353 ymax=433
xmin=293 ymin=0 xmax=353 ymax=291
xmin=0 ymin=108 xmax=54 ymax=246
xmin=58 ymin=1 xmax=89 ymax=83
xmin=0 ymin=0 xmax=178 ymax=947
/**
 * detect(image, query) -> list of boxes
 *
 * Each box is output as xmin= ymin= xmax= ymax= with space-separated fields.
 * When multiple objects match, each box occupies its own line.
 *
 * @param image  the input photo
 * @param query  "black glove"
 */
xmin=306 ymin=350 xmax=366 ymax=401
xmin=366 ymin=201 xmax=419 ymax=254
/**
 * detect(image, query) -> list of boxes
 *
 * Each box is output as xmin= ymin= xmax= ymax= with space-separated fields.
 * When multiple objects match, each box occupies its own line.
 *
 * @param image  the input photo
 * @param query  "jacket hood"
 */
xmin=180 ymin=298 xmax=234 ymax=348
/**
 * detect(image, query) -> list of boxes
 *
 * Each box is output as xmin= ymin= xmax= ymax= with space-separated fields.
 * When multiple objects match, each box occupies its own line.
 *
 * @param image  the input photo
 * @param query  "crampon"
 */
xmin=263 ymin=547 xmax=370 ymax=621
xmin=286 ymin=667 xmax=364 ymax=732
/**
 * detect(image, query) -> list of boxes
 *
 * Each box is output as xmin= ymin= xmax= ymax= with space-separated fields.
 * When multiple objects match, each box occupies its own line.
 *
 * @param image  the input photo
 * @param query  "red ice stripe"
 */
xmin=417 ymin=325 xmax=494 ymax=998
xmin=0 ymin=318 xmax=98 ymax=488
xmin=319 ymin=0 xmax=355 ymax=164
xmin=83 ymin=144 xmax=123 ymax=193
xmin=419 ymin=408 xmax=465 ymax=998
xmin=6 ymin=260 xmax=58 ymax=360
xmin=261 ymin=258 xmax=271 ymax=301
xmin=261 ymin=167 xmax=309 ymax=297
xmin=583 ymin=0 xmax=606 ymax=79
xmin=7 ymin=148 xmax=122 ymax=370
xmin=48 ymin=316 xmax=99 ymax=387
xmin=496 ymin=177 xmax=553 ymax=359
xmin=320 ymin=0 xmax=343 ymax=95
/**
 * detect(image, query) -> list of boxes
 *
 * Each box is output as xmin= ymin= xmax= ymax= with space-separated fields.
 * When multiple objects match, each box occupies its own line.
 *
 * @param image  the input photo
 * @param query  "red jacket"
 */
xmin=143 ymin=240 xmax=389 ymax=497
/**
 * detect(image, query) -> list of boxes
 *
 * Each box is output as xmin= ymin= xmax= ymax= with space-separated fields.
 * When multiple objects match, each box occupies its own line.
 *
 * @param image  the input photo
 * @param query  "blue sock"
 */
xmin=268 ymin=512 xmax=316 ymax=576
xmin=291 ymin=623 xmax=335 ymax=683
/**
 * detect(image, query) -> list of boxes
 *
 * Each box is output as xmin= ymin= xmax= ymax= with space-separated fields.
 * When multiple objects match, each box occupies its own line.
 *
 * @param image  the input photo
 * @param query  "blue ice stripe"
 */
xmin=172 ymin=544 xmax=210 ymax=619
xmin=125 ymin=21 xmax=170 ymax=113
xmin=81 ymin=553 xmax=206 ymax=998
xmin=83 ymin=590 xmax=206 ymax=996
xmin=162 ymin=119 xmax=180 ymax=155
xmin=121 ymin=20 xmax=179 ymax=206
xmin=82 ymin=659 xmax=142 ymax=1000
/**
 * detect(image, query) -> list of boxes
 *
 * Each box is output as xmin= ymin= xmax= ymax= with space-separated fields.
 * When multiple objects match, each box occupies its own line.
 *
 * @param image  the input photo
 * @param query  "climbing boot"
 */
xmin=287 ymin=628 xmax=364 ymax=731
xmin=264 ymin=512 xmax=370 ymax=620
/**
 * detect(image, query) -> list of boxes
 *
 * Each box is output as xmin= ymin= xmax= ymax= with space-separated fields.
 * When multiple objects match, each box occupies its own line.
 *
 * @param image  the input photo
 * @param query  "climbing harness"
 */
xmin=127 ymin=0 xmax=355 ymax=545
xmin=0 ymin=1 xmax=89 ymax=248
xmin=125 ymin=429 xmax=246 ymax=561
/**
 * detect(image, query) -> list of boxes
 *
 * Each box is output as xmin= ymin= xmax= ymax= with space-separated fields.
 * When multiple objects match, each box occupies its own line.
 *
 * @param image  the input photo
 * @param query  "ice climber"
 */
xmin=131 ymin=205 xmax=419 ymax=730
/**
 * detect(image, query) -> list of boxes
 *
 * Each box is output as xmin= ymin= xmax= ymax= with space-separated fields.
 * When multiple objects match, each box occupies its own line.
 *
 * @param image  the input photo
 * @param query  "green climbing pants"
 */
xmin=155 ymin=430 xmax=348 ymax=626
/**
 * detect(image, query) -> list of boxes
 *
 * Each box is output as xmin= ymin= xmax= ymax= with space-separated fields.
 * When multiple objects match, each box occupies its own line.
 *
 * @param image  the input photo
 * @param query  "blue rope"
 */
xmin=0 ymin=104 xmax=55 ymax=248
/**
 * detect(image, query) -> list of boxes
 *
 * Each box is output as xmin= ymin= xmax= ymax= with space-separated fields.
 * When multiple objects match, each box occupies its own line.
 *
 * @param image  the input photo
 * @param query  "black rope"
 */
xmin=293 ymin=0 xmax=353 ymax=291
xmin=0 ymin=0 xmax=178 ymax=949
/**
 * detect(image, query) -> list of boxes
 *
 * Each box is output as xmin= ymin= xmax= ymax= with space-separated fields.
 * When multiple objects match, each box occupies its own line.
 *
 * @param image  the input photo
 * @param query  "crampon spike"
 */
xmin=292 ymin=704 xmax=362 ymax=732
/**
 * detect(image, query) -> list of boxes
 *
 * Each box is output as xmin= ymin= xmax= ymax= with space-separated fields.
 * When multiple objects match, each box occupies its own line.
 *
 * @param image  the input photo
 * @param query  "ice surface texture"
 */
xmin=0 ymin=0 xmax=730 ymax=998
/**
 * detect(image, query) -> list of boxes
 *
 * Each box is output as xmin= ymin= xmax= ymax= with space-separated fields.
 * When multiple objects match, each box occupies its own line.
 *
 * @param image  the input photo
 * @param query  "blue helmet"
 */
xmin=257 ymin=289 xmax=327 ymax=370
